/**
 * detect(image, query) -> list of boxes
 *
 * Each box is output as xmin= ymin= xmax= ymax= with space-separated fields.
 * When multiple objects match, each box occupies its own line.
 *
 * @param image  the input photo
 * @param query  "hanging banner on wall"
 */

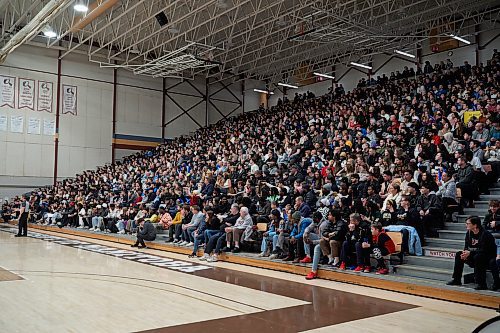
xmin=10 ymin=115 xmax=23 ymax=133
xmin=37 ymin=81 xmax=53 ymax=113
xmin=27 ymin=117 xmax=41 ymax=134
xmin=62 ymin=84 xmax=77 ymax=115
xmin=18 ymin=78 xmax=35 ymax=110
xmin=0 ymin=75 xmax=16 ymax=108
xmin=43 ymin=119 xmax=55 ymax=136
xmin=0 ymin=114 xmax=7 ymax=131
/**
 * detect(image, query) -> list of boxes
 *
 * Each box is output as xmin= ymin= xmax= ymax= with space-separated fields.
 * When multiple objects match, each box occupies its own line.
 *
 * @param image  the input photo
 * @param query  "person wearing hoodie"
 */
xmin=416 ymin=182 xmax=442 ymax=239
xmin=360 ymin=222 xmax=396 ymax=275
xmin=283 ymin=212 xmax=312 ymax=263
xmin=306 ymin=209 xmax=346 ymax=280
xmin=300 ymin=211 xmax=325 ymax=263
xmin=339 ymin=213 xmax=371 ymax=271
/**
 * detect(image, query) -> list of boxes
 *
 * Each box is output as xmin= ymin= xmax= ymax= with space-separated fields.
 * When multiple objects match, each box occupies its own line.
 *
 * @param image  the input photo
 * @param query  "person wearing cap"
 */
xmin=131 ymin=217 xmax=156 ymax=249
xmin=258 ymin=209 xmax=281 ymax=257
xmin=283 ymin=211 xmax=312 ymax=263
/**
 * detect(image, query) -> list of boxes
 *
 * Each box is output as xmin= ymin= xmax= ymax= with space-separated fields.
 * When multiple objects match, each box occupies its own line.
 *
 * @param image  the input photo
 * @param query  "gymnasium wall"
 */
xmin=0 ymin=45 xmax=259 ymax=198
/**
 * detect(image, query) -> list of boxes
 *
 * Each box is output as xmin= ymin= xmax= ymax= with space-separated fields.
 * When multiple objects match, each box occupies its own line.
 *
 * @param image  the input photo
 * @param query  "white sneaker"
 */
xmin=186 ymin=242 xmax=194 ymax=246
xmin=199 ymin=254 xmax=210 ymax=261
xmin=269 ymin=254 xmax=278 ymax=260
xmin=258 ymin=252 xmax=266 ymax=257
xmin=118 ymin=230 xmax=125 ymax=234
xmin=207 ymin=255 xmax=218 ymax=262
xmin=77 ymin=226 xmax=83 ymax=229
xmin=179 ymin=241 xmax=188 ymax=246
xmin=173 ymin=239 xmax=180 ymax=244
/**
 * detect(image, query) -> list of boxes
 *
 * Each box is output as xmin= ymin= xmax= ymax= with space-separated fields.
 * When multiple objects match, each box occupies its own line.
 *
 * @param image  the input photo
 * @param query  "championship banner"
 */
xmin=18 ymin=78 xmax=35 ymax=110
xmin=62 ymin=84 xmax=77 ymax=115
xmin=0 ymin=75 xmax=16 ymax=108
xmin=37 ymin=81 xmax=53 ymax=113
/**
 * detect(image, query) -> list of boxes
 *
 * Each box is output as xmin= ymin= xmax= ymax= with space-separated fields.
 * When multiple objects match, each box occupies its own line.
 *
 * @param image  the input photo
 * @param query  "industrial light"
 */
xmin=394 ymin=50 xmax=416 ymax=58
xmin=41 ymin=26 xmax=57 ymax=38
xmin=350 ymin=62 xmax=372 ymax=70
xmin=313 ymin=72 xmax=335 ymax=80
xmin=73 ymin=3 xmax=89 ymax=12
xmin=278 ymin=82 xmax=298 ymax=89
xmin=254 ymin=89 xmax=274 ymax=94
xmin=449 ymin=34 xmax=471 ymax=45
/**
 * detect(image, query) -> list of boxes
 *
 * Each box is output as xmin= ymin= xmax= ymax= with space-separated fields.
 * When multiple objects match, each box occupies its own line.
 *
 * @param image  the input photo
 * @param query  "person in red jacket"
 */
xmin=361 ymin=222 xmax=396 ymax=274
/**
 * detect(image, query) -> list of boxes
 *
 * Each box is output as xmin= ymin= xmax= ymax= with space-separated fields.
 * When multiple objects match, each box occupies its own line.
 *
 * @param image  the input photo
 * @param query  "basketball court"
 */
xmin=0 ymin=226 xmax=496 ymax=333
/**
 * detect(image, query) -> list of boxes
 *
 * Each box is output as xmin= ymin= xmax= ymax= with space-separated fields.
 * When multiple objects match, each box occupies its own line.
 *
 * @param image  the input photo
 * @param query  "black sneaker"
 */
xmin=131 ymin=244 xmax=138 ymax=248
xmin=446 ymin=279 xmax=462 ymax=286
xmin=222 ymin=246 xmax=231 ymax=252
xmin=231 ymin=247 xmax=241 ymax=253
xmin=474 ymin=284 xmax=487 ymax=290
xmin=490 ymin=283 xmax=500 ymax=291
xmin=165 ymin=239 xmax=174 ymax=243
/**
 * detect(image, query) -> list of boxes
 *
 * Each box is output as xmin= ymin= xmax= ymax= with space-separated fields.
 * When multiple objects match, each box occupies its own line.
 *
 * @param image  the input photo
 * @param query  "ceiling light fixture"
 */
xmin=449 ymin=34 xmax=471 ymax=45
xmin=74 ymin=2 xmax=89 ymax=12
xmin=278 ymin=82 xmax=298 ymax=89
xmin=313 ymin=72 xmax=335 ymax=80
xmin=254 ymin=89 xmax=274 ymax=94
xmin=350 ymin=62 xmax=372 ymax=70
xmin=41 ymin=26 xmax=57 ymax=38
xmin=394 ymin=50 xmax=415 ymax=58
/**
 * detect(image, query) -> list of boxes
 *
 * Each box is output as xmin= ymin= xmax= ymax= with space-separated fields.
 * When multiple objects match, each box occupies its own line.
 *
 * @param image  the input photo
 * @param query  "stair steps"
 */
xmin=437 ymin=229 xmax=465 ymax=240
xmin=424 ymin=238 xmax=463 ymax=250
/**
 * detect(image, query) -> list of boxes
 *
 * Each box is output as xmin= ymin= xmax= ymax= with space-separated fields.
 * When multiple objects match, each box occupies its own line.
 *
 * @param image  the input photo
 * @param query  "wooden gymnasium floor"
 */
xmin=0 ymin=225 xmax=498 ymax=333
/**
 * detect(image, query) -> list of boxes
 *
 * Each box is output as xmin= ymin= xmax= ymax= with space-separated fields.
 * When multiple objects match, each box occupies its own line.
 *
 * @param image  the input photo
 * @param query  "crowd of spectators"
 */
xmin=2 ymin=50 xmax=500 ymax=283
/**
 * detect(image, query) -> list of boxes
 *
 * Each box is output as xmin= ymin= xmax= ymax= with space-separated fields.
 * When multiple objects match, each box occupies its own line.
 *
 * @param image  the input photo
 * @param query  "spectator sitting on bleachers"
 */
xmin=339 ymin=213 xmax=371 ymax=271
xmin=361 ymin=222 xmax=396 ymax=275
xmin=447 ymin=216 xmax=499 ymax=290
xmin=483 ymin=200 xmax=500 ymax=274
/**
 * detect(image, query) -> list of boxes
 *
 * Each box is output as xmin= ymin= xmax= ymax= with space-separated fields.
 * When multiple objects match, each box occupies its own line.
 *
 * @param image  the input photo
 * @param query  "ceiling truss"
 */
xmin=0 ymin=0 xmax=497 ymax=83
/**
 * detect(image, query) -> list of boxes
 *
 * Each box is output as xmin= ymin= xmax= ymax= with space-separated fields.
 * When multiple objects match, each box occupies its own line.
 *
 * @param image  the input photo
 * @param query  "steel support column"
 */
xmin=161 ymin=78 xmax=166 ymax=141
xmin=111 ymin=67 xmax=117 ymax=164
xmin=53 ymin=50 xmax=61 ymax=186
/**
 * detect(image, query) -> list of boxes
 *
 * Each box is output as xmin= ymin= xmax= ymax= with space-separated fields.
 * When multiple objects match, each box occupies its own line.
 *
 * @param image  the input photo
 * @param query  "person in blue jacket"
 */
xmin=283 ymin=211 xmax=312 ymax=263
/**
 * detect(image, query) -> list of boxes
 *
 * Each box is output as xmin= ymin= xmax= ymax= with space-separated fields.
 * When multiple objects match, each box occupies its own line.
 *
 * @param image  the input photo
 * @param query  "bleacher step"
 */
xmin=479 ymin=195 xmax=500 ymax=201
xmin=394 ymin=264 xmax=453 ymax=282
xmin=437 ymin=229 xmax=465 ymax=240
xmin=456 ymin=215 xmax=484 ymax=223
xmin=425 ymin=238 xmax=463 ymax=250
xmin=405 ymin=255 xmax=472 ymax=272
xmin=444 ymin=222 xmax=465 ymax=231
xmin=463 ymin=208 xmax=488 ymax=216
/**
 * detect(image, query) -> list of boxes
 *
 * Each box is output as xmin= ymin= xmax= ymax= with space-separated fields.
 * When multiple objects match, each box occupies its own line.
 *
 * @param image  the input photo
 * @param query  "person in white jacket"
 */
xmin=223 ymin=207 xmax=253 ymax=253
